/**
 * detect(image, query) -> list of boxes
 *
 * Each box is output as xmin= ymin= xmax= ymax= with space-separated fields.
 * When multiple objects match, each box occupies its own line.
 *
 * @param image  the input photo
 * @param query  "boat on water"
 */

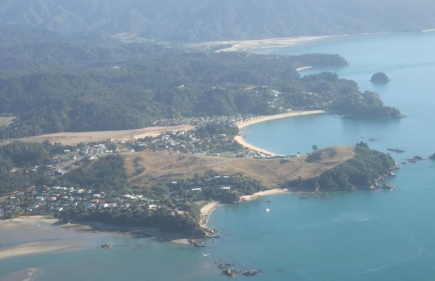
xmin=265 ymin=208 xmax=270 ymax=212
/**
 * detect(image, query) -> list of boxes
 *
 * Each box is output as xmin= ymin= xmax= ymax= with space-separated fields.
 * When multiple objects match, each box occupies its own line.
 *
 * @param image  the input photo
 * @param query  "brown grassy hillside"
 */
xmin=122 ymin=146 xmax=355 ymax=188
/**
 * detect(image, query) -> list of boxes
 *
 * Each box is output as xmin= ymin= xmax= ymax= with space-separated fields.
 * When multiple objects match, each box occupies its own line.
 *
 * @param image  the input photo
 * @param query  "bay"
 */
xmin=216 ymin=31 xmax=435 ymax=280
xmin=1 ymin=31 xmax=435 ymax=281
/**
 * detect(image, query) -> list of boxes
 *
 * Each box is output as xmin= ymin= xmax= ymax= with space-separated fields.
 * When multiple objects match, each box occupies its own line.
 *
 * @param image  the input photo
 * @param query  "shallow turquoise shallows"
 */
xmin=1 ymin=32 xmax=435 ymax=281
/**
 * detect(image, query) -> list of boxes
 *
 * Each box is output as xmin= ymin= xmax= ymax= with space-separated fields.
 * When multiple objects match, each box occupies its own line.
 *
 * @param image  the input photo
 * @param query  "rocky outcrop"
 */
xmin=382 ymin=183 xmax=395 ymax=190
xmin=219 ymin=263 xmax=261 ymax=278
xmin=188 ymin=239 xmax=206 ymax=248
xmin=370 ymin=72 xmax=390 ymax=83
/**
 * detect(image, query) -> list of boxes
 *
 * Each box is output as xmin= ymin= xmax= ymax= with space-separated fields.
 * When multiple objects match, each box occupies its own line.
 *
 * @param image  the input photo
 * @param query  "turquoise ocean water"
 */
xmin=1 ymin=32 xmax=435 ymax=280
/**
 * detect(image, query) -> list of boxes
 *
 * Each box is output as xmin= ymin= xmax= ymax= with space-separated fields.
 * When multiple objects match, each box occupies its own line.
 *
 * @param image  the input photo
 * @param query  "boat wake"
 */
xmin=351 ymin=248 xmax=423 ymax=276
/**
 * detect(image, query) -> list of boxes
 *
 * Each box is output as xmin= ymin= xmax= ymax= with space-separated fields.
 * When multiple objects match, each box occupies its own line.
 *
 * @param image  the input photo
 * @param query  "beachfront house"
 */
xmin=148 ymin=204 xmax=157 ymax=210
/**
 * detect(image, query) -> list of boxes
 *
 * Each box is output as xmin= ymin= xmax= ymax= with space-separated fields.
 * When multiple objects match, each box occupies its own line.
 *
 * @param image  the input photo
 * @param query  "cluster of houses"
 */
xmin=0 ymin=186 xmax=166 ymax=218
xmin=129 ymin=128 xmax=239 ymax=155
xmin=78 ymin=144 xmax=114 ymax=160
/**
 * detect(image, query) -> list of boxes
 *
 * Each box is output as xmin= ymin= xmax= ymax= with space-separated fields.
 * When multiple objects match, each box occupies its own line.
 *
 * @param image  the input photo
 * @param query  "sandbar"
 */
xmin=0 ymin=268 xmax=41 ymax=281
xmin=192 ymin=35 xmax=340 ymax=52
xmin=0 ymin=216 xmax=192 ymax=261
xmin=0 ymin=242 xmax=82 ymax=260
xmin=235 ymin=110 xmax=325 ymax=155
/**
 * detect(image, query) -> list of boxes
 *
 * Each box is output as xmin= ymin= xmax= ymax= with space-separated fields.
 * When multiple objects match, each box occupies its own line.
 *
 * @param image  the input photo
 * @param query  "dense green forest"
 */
xmin=0 ymin=27 xmax=402 ymax=139
xmin=286 ymin=142 xmax=397 ymax=191
xmin=2 ymin=0 xmax=435 ymax=41
xmin=59 ymin=204 xmax=205 ymax=237
xmin=0 ymin=141 xmax=70 ymax=195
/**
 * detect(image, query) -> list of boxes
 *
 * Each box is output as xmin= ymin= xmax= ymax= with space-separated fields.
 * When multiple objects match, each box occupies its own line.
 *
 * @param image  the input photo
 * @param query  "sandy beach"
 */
xmin=194 ymin=35 xmax=340 ymax=52
xmin=296 ymin=66 xmax=313 ymax=72
xmin=10 ymin=124 xmax=195 ymax=145
xmin=235 ymin=110 xmax=325 ymax=155
xmin=233 ymin=135 xmax=278 ymax=156
xmin=199 ymin=201 xmax=221 ymax=228
xmin=199 ymin=190 xmax=289 ymax=227
xmin=240 ymin=188 xmax=290 ymax=202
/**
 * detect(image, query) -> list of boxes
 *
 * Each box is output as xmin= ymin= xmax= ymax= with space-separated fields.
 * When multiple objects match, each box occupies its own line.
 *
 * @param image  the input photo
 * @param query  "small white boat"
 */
xmin=265 ymin=208 xmax=270 ymax=212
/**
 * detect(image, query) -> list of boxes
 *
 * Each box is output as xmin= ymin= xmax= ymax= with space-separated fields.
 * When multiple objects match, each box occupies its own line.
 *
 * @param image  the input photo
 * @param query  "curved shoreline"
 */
xmin=200 ymin=201 xmax=221 ymax=229
xmin=200 ymin=189 xmax=291 ymax=228
xmin=209 ymin=35 xmax=342 ymax=52
xmin=235 ymin=110 xmax=326 ymax=155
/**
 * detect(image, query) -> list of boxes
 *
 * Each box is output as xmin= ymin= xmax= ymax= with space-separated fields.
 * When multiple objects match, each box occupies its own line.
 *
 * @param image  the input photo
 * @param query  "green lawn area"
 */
xmin=0 ymin=117 xmax=15 ymax=128
xmin=219 ymin=152 xmax=237 ymax=158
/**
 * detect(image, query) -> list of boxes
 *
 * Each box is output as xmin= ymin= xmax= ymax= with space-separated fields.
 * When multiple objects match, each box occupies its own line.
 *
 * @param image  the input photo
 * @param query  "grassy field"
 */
xmin=0 ymin=117 xmax=14 ymax=128
xmin=123 ymin=146 xmax=355 ymax=188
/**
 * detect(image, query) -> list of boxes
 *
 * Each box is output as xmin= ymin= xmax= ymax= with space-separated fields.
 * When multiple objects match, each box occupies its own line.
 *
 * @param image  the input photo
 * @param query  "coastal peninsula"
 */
xmin=0 ymin=134 xmax=393 ymax=241
xmin=287 ymin=142 xmax=398 ymax=191
xmin=0 ymin=26 xmax=406 ymax=265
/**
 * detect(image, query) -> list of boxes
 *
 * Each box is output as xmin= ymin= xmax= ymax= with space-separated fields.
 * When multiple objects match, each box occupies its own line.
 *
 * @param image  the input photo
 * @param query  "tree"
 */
xmin=312 ymin=145 xmax=318 ymax=151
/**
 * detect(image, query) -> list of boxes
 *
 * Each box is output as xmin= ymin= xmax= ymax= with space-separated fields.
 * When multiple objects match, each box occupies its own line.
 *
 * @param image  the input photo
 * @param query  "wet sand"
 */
xmin=0 ymin=268 xmax=41 ymax=281
xmin=0 ymin=216 xmax=191 ymax=260
xmin=0 ymin=217 xmax=90 ymax=260
xmin=0 ymin=242 xmax=83 ymax=260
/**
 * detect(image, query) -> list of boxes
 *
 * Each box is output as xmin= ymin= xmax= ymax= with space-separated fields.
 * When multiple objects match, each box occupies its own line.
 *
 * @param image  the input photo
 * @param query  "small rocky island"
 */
xmin=430 ymin=153 xmax=435 ymax=160
xmin=371 ymin=72 xmax=390 ymax=84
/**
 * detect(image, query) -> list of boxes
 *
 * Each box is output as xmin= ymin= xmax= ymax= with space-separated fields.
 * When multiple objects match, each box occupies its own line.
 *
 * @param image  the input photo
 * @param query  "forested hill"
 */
xmin=286 ymin=142 xmax=398 ymax=192
xmin=0 ymin=28 xmax=402 ymax=139
xmin=0 ymin=26 xmax=183 ymax=69
xmin=0 ymin=28 xmax=352 ymax=138
xmin=1 ymin=0 xmax=435 ymax=42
